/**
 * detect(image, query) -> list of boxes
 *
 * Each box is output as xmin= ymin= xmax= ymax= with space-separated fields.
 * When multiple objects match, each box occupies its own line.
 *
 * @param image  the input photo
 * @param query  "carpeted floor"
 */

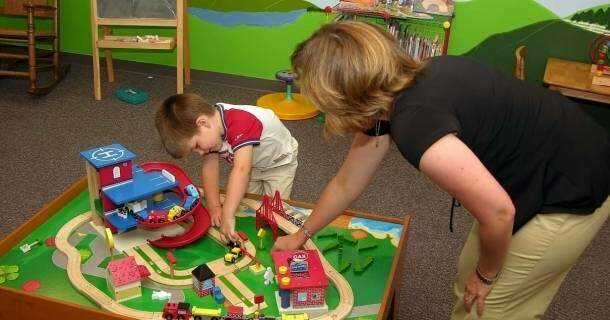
xmin=0 ymin=59 xmax=608 ymax=320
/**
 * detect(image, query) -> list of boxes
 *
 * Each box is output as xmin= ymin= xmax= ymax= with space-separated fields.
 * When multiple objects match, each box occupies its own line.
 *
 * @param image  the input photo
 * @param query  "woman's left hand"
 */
xmin=463 ymin=271 xmax=493 ymax=317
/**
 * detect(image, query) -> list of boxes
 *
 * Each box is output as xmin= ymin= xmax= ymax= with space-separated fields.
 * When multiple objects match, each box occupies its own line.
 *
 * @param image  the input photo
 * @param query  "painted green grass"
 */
xmin=97 ymin=253 xmax=128 ymax=269
xmin=0 ymin=191 xmax=98 ymax=308
xmin=313 ymin=226 xmax=398 ymax=307
xmin=218 ymin=275 xmax=253 ymax=307
xmin=234 ymin=268 xmax=280 ymax=315
xmin=133 ymin=247 xmax=191 ymax=280
xmin=151 ymin=233 xmax=227 ymax=270
xmin=75 ymin=233 xmax=97 ymax=264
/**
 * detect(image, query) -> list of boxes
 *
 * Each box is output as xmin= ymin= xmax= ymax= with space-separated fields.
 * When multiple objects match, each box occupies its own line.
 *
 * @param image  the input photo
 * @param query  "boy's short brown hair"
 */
xmin=291 ymin=21 xmax=424 ymax=136
xmin=155 ymin=93 xmax=215 ymax=158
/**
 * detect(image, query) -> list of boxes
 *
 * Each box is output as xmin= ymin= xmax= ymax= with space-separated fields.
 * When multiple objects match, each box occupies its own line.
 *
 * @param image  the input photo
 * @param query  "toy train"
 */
xmin=162 ymin=302 xmax=283 ymax=320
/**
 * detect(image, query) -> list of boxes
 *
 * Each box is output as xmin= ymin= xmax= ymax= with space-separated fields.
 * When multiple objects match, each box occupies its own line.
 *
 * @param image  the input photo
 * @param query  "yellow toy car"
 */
xmin=167 ymin=205 xmax=185 ymax=221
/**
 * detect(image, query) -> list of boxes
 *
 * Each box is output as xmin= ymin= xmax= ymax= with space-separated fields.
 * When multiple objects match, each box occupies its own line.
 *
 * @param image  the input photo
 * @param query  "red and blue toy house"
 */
xmin=79 ymin=143 xmax=210 ymax=245
xmin=80 ymin=143 xmax=182 ymax=233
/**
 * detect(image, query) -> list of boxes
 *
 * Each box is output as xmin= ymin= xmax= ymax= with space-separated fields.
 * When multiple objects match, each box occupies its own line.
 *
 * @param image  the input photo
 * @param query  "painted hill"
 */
xmin=188 ymin=0 xmax=316 ymax=12
xmin=450 ymin=0 xmax=557 ymax=54
xmin=464 ymin=19 xmax=597 ymax=85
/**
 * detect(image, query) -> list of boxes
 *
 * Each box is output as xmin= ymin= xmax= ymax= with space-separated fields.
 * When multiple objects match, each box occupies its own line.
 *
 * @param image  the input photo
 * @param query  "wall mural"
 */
xmin=460 ymin=0 xmax=610 ymax=86
xmin=187 ymin=0 xmax=340 ymax=27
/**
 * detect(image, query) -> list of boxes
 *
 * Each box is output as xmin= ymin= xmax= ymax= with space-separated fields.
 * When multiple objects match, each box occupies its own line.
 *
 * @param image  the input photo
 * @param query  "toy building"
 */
xmin=191 ymin=264 xmax=216 ymax=297
xmin=80 ymin=143 xmax=178 ymax=232
xmin=106 ymin=256 xmax=151 ymax=302
xmin=272 ymin=249 xmax=328 ymax=309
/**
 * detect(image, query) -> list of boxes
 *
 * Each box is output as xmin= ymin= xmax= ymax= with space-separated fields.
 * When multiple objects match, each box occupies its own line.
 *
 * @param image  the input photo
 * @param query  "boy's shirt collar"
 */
xmin=215 ymin=103 xmax=228 ymax=141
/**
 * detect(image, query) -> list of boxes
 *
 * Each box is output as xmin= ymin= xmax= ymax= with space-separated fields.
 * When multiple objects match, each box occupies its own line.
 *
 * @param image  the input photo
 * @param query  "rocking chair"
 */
xmin=0 ymin=0 xmax=69 ymax=95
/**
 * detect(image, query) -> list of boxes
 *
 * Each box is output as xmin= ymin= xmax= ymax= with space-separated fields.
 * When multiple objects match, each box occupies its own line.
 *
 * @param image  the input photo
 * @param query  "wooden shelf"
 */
xmin=97 ymin=35 xmax=175 ymax=50
xmin=96 ymin=17 xmax=177 ymax=27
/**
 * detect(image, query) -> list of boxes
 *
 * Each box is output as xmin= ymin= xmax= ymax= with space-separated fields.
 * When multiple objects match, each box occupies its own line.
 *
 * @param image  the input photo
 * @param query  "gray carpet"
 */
xmin=0 ymin=60 xmax=607 ymax=320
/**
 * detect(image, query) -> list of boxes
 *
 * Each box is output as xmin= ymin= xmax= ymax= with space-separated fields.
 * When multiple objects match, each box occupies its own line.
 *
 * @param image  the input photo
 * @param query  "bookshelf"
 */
xmin=334 ymin=1 xmax=453 ymax=59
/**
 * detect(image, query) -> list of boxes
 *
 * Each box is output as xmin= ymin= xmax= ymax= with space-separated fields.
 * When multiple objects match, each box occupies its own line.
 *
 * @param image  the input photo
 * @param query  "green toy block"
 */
xmin=354 ymin=256 xmax=374 ymax=273
xmin=338 ymin=261 xmax=351 ymax=273
xmin=316 ymin=228 xmax=337 ymax=239
xmin=357 ymin=237 xmax=378 ymax=252
xmin=321 ymin=241 xmax=339 ymax=253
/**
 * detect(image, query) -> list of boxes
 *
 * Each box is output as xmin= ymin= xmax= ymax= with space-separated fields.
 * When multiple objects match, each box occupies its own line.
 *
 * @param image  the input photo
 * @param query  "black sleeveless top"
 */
xmin=386 ymin=55 xmax=610 ymax=232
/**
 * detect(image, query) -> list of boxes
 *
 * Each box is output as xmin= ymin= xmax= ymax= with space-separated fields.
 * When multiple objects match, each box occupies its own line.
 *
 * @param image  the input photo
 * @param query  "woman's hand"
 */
xmin=463 ymin=270 xmax=494 ymax=317
xmin=272 ymin=231 xmax=308 ymax=251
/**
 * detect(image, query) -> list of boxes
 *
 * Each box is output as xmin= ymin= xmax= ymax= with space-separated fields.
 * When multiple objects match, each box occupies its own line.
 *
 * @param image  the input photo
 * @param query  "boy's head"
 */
xmin=291 ymin=21 xmax=424 ymax=136
xmin=156 ymin=93 xmax=222 ymax=158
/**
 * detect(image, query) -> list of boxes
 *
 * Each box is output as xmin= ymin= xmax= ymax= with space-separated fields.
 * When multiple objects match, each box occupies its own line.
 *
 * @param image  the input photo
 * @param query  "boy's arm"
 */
xmin=273 ymin=133 xmax=390 ymax=250
xmin=220 ymin=145 xmax=254 ymax=242
xmin=201 ymin=153 xmax=222 ymax=226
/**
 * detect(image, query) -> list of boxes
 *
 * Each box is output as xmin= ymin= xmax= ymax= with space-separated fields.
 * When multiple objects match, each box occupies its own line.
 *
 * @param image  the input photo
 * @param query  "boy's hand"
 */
xmin=219 ymin=214 xmax=237 ymax=243
xmin=272 ymin=231 xmax=308 ymax=252
xmin=208 ymin=205 xmax=222 ymax=227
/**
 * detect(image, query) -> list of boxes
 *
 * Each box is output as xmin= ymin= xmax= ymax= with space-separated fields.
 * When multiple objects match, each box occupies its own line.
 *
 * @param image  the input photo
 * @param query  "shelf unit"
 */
xmin=90 ymin=0 xmax=190 ymax=100
xmin=334 ymin=2 xmax=453 ymax=59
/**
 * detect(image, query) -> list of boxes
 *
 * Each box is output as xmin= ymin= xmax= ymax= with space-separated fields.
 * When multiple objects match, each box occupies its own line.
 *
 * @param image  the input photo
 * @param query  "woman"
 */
xmin=272 ymin=21 xmax=609 ymax=319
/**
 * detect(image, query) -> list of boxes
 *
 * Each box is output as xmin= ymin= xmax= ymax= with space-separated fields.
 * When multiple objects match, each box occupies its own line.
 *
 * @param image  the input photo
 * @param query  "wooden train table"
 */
xmin=0 ymin=177 xmax=410 ymax=320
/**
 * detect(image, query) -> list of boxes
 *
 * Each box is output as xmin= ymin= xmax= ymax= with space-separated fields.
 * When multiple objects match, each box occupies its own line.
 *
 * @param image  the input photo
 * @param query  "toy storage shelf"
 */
xmin=97 ymin=35 xmax=175 ymax=49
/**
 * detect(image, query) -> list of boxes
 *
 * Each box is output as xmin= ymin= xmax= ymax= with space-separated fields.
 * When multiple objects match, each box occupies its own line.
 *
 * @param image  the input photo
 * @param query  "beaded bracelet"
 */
xmin=475 ymin=265 xmax=499 ymax=285
xmin=301 ymin=225 xmax=314 ymax=239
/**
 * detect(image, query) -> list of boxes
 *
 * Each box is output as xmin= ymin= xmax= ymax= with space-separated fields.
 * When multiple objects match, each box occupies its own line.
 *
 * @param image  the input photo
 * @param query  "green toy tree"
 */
xmin=0 ymin=265 xmax=20 ymax=284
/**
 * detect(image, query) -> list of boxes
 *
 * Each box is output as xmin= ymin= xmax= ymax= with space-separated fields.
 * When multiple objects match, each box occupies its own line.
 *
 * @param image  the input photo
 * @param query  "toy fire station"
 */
xmin=272 ymin=249 xmax=328 ymax=313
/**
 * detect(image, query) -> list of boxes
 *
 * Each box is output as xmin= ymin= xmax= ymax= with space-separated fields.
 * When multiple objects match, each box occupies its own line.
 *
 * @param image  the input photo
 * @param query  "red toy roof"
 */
xmin=108 ymin=256 xmax=148 ymax=287
xmin=272 ymin=249 xmax=328 ymax=290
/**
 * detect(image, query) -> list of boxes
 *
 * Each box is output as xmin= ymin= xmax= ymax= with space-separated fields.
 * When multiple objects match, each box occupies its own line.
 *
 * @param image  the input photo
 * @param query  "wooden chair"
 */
xmin=90 ymin=0 xmax=190 ymax=100
xmin=0 ymin=0 xmax=69 ymax=95
xmin=515 ymin=45 xmax=526 ymax=80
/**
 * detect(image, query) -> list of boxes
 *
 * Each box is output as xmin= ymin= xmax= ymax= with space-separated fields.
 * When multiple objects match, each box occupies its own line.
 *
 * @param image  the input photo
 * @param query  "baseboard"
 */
xmin=60 ymin=51 xmax=287 ymax=93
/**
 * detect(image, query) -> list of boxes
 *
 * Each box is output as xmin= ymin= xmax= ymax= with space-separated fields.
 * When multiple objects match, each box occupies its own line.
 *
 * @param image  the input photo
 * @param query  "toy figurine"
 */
xmin=263 ymin=266 xmax=275 ymax=285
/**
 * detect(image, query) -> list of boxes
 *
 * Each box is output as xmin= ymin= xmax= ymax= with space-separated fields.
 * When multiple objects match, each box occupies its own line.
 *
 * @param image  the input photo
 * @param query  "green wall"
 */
xmin=0 ymin=0 xmax=605 ymax=83
xmin=56 ymin=0 xmax=327 ymax=80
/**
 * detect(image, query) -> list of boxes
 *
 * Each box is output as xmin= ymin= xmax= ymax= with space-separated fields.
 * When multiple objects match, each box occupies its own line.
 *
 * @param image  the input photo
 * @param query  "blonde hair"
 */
xmin=155 ymin=93 xmax=215 ymax=158
xmin=292 ymin=20 xmax=424 ymax=136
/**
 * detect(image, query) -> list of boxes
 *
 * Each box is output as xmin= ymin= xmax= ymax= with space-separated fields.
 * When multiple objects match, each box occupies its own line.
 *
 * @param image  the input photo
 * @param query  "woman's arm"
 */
xmin=273 ymin=133 xmax=391 ymax=250
xmin=419 ymin=133 xmax=515 ymax=316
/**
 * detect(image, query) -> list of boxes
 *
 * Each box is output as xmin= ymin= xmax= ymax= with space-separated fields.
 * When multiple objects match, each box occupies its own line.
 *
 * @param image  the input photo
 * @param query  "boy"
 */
xmin=156 ymin=94 xmax=299 ymax=242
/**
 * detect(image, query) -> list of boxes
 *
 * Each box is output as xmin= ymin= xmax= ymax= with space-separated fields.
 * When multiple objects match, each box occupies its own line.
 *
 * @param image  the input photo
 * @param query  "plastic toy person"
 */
xmin=263 ymin=266 xmax=275 ymax=285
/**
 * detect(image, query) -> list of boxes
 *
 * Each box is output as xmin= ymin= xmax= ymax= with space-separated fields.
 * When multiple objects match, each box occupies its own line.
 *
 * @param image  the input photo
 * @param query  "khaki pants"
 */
xmin=247 ymin=151 xmax=298 ymax=199
xmin=451 ymin=196 xmax=610 ymax=320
